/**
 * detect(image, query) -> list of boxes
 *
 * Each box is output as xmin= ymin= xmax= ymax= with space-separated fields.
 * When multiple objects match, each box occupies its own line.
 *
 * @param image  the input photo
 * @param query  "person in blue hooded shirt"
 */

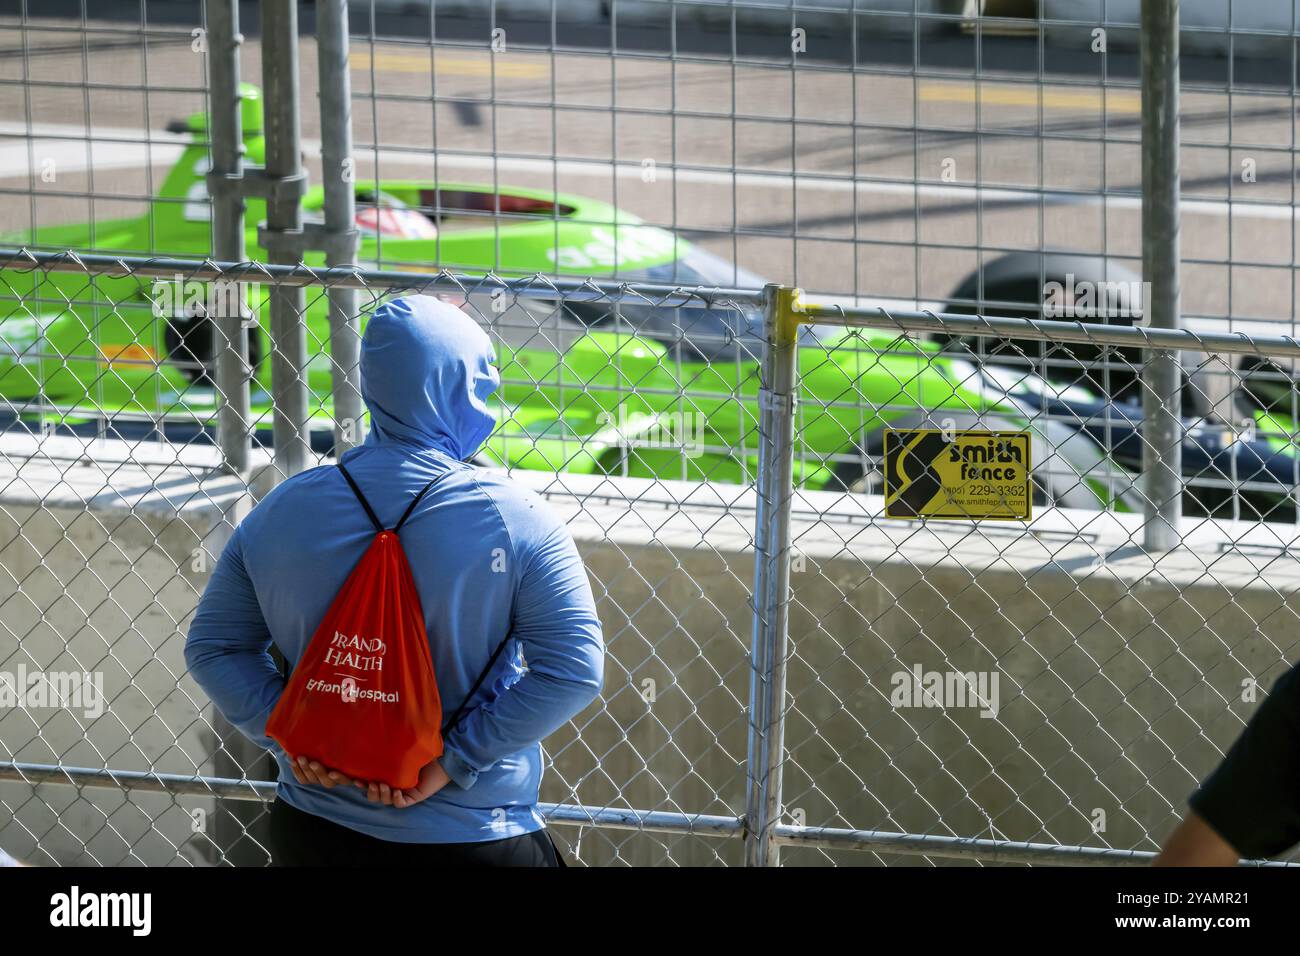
xmin=185 ymin=295 xmax=605 ymax=866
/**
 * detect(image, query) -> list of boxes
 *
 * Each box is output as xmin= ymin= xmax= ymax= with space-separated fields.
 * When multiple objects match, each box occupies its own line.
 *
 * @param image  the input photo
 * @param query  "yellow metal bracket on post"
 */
xmin=769 ymin=284 xmax=806 ymax=348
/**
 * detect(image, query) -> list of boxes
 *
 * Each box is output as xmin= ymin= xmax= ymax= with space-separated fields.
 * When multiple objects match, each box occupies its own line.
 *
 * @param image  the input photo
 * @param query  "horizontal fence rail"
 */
xmin=15 ymin=248 xmax=1300 ymax=361
xmin=7 ymin=760 xmax=1297 ymax=867
xmin=0 ymin=761 xmax=1173 ymax=866
xmin=0 ymin=248 xmax=769 ymax=308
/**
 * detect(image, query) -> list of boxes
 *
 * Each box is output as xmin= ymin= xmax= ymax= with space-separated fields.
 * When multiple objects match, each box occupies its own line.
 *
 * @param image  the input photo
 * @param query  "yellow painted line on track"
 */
xmin=919 ymin=80 xmax=1141 ymax=113
xmin=351 ymin=48 xmax=548 ymax=79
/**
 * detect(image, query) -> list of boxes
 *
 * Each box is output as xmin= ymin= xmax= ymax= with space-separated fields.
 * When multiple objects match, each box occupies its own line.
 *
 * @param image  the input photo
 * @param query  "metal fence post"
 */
xmin=206 ymin=0 xmax=251 ymax=475
xmin=745 ymin=283 xmax=799 ymax=867
xmin=1140 ymin=0 xmax=1183 ymax=551
xmin=203 ymin=0 xmax=270 ymax=868
xmin=259 ymin=0 xmax=311 ymax=479
xmin=315 ymin=0 xmax=364 ymax=454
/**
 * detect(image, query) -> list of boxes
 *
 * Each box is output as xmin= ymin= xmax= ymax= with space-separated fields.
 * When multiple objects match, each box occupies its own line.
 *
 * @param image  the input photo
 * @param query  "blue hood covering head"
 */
xmin=360 ymin=296 xmax=500 ymax=458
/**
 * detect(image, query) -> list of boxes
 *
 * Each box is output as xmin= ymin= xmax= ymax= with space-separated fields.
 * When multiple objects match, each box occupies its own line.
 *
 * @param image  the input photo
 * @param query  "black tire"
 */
xmin=164 ymin=313 xmax=264 ymax=388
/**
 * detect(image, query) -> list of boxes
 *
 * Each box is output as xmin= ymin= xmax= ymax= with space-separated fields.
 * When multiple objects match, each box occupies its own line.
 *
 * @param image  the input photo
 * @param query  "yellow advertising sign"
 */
xmin=884 ymin=429 xmax=1032 ymax=521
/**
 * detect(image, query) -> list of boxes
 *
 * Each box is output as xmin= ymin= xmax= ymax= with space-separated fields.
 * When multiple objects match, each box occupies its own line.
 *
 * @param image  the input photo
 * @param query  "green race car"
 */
xmin=1 ymin=85 xmax=1295 ymax=518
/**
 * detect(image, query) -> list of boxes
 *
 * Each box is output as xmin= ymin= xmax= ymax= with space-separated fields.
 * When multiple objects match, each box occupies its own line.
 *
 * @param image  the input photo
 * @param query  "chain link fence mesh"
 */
xmin=1 ymin=0 xmax=1300 ymax=867
xmin=0 ymin=251 xmax=1297 ymax=866
xmin=771 ymin=297 xmax=1300 ymax=866
xmin=0 ymin=251 xmax=770 ymax=866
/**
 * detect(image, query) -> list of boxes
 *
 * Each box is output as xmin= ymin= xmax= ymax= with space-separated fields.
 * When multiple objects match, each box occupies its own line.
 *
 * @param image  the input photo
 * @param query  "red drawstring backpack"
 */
xmin=266 ymin=464 xmax=498 ymax=790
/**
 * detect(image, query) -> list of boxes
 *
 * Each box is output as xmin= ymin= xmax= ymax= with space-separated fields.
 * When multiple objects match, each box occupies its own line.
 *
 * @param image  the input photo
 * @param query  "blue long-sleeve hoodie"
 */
xmin=185 ymin=295 xmax=605 ymax=843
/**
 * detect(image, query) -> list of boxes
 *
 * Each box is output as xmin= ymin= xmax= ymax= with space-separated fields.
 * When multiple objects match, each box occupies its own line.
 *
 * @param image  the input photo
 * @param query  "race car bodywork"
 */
xmin=1 ymin=86 xmax=1295 ymax=520
xmin=0 ymin=84 xmax=729 ymax=474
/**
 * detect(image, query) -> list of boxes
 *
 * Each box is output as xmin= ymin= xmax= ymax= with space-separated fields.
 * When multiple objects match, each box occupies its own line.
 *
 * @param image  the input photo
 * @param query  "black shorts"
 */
xmin=268 ymin=798 xmax=567 ymax=867
xmin=1188 ymin=660 xmax=1300 ymax=859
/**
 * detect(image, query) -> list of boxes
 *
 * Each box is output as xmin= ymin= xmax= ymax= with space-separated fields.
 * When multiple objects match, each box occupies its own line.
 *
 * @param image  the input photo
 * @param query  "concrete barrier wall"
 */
xmin=0 ymin=437 xmax=255 ymax=865
xmin=547 ymin=488 xmax=1300 ymax=866
xmin=3 ymin=435 xmax=1298 ymax=865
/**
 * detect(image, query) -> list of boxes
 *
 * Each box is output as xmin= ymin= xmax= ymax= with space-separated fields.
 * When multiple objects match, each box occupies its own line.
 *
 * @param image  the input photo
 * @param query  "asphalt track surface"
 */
xmin=1 ymin=3 xmax=1298 ymax=335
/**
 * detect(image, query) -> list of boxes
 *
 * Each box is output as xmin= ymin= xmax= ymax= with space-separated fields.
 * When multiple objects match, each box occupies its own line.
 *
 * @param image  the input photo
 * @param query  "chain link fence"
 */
xmin=1 ymin=0 xmax=1300 ymax=867
xmin=0 ymin=249 xmax=1297 ymax=866
xmin=757 ymin=290 xmax=1300 ymax=866
xmin=0 ymin=249 xmax=772 ymax=866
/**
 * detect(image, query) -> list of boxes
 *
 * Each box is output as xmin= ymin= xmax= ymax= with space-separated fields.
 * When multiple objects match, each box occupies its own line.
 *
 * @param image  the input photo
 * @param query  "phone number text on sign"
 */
xmin=884 ymin=429 xmax=1032 ymax=521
